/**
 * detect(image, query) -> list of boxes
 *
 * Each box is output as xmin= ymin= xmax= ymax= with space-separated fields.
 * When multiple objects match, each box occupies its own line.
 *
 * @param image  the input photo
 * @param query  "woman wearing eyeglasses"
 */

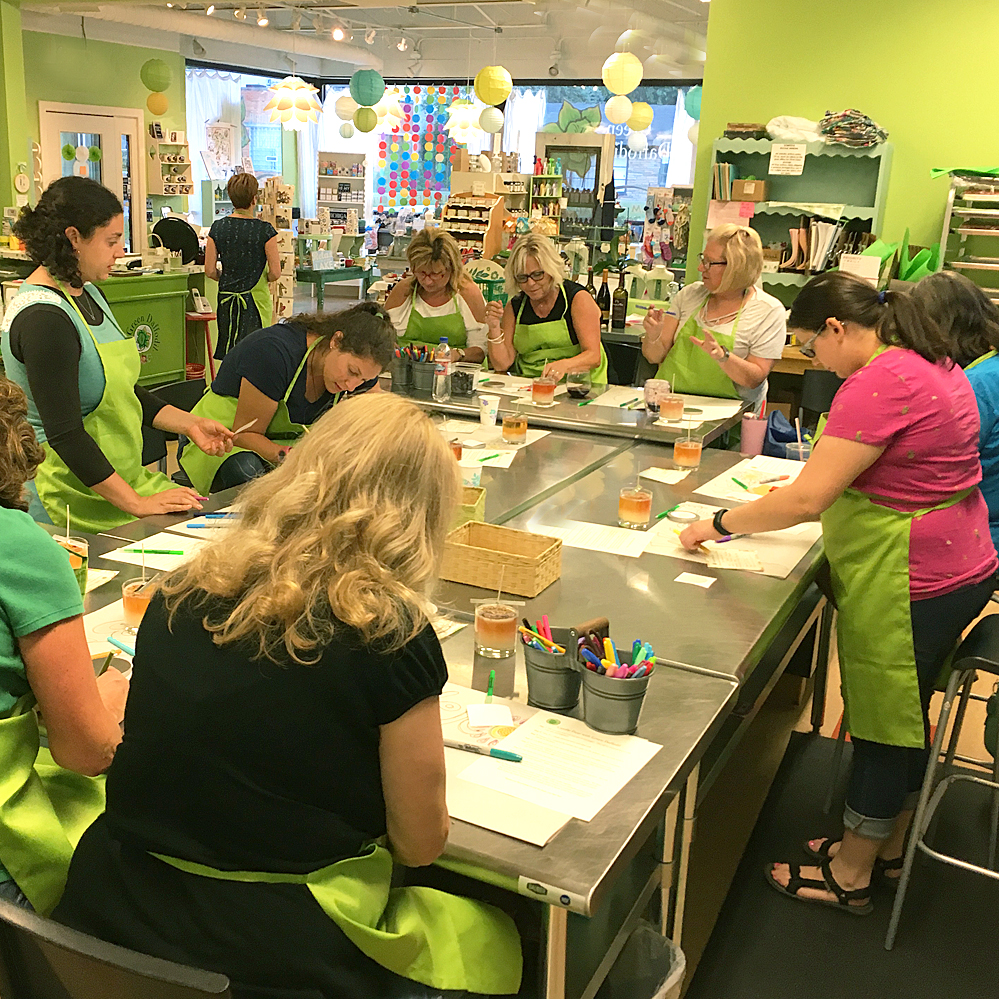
xmin=384 ymin=227 xmax=487 ymax=363
xmin=641 ymin=224 xmax=785 ymax=412
xmin=485 ymin=233 xmax=608 ymax=384
xmin=679 ymin=272 xmax=997 ymax=917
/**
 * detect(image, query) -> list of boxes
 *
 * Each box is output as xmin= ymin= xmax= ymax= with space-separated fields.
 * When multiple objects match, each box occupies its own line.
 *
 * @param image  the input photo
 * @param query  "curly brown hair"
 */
xmin=0 ymin=379 xmax=45 ymax=512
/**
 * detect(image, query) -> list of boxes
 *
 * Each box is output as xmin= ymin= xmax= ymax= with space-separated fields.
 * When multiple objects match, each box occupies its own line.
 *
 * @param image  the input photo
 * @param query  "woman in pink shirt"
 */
xmin=680 ymin=272 xmax=997 ymax=916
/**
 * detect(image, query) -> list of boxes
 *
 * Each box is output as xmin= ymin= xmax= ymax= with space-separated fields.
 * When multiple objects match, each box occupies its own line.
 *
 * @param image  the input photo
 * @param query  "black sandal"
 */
xmin=804 ymin=838 xmax=902 ymax=888
xmin=764 ymin=857 xmax=873 ymax=916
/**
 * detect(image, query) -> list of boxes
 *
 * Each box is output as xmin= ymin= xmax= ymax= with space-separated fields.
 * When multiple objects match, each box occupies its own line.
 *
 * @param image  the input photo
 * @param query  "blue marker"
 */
xmin=444 ymin=740 xmax=522 ymax=763
xmin=106 ymin=635 xmax=135 ymax=657
xmin=580 ymin=648 xmax=603 ymax=669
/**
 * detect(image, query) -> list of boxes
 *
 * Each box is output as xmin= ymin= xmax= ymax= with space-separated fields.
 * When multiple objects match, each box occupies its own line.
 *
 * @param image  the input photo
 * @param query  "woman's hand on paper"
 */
xmin=679 ymin=519 xmax=720 ymax=551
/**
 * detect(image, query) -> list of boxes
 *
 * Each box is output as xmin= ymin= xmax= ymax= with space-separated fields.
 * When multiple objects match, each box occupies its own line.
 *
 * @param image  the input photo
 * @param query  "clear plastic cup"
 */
xmin=618 ymin=487 xmax=653 ymax=529
xmin=660 ymin=394 xmax=685 ymax=422
xmin=56 ymin=536 xmax=89 ymax=596
xmin=786 ymin=442 xmax=812 ymax=461
xmin=478 ymin=394 xmax=500 ymax=428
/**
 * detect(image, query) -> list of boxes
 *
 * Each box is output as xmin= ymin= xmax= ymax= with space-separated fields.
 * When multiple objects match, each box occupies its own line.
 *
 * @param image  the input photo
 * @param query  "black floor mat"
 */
xmin=686 ymin=732 xmax=999 ymax=999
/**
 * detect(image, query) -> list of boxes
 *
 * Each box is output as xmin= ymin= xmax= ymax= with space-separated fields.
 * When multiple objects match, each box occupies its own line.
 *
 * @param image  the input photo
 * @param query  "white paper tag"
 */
xmin=674 ymin=572 xmax=716 ymax=589
xmin=639 ymin=467 xmax=690 ymax=484
xmin=706 ymin=548 xmax=764 ymax=571
xmin=466 ymin=703 xmax=514 ymax=728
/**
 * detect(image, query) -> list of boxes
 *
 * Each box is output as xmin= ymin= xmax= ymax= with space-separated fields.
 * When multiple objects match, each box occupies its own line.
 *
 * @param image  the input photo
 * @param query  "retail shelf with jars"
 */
xmin=318 ymin=151 xmax=366 ymax=206
xmin=201 ymin=180 xmax=232 ymax=223
xmin=148 ymin=139 xmax=194 ymax=197
xmin=529 ymin=174 xmax=564 ymax=236
xmin=939 ymin=174 xmax=999 ymax=303
xmin=440 ymin=193 xmax=504 ymax=259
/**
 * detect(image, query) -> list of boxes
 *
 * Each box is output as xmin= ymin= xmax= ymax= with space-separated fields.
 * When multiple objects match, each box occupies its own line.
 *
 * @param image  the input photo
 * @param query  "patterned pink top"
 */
xmin=823 ymin=347 xmax=998 ymax=598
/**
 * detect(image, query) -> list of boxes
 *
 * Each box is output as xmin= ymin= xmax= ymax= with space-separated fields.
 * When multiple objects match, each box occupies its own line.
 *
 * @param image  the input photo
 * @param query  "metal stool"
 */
xmin=885 ymin=614 xmax=999 ymax=949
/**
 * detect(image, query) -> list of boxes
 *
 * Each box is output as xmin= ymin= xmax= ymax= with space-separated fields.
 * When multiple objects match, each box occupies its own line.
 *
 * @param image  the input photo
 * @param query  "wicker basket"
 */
xmin=452 ymin=486 xmax=487 ymax=530
xmin=440 ymin=522 xmax=562 ymax=597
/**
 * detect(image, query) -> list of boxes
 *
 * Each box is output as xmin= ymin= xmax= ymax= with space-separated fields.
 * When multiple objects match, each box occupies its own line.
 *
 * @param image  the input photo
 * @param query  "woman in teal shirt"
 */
xmin=0 ymin=378 xmax=128 ymax=912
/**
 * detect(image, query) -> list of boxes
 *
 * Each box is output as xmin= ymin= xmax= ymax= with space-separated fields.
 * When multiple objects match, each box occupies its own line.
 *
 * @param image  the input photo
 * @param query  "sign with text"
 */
xmin=768 ymin=143 xmax=806 ymax=176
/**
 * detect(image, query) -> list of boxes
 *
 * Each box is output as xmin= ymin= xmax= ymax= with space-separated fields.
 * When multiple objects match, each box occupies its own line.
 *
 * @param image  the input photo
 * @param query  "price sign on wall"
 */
xmin=768 ymin=143 xmax=806 ymax=176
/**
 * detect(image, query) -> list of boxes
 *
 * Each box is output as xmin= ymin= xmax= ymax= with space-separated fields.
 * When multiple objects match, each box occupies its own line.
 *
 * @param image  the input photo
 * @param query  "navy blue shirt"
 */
xmin=210 ymin=321 xmax=376 ymax=426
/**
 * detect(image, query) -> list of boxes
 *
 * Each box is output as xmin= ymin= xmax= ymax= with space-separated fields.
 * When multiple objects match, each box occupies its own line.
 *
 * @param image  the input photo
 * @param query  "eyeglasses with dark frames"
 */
xmin=514 ymin=269 xmax=547 ymax=284
xmin=697 ymin=253 xmax=727 ymax=269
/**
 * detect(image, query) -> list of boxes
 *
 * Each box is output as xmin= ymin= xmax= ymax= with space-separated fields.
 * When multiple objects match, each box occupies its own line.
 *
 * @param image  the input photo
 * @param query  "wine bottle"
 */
xmin=584 ymin=267 xmax=597 ymax=299
xmin=596 ymin=269 xmax=611 ymax=332
xmin=611 ymin=267 xmax=629 ymax=330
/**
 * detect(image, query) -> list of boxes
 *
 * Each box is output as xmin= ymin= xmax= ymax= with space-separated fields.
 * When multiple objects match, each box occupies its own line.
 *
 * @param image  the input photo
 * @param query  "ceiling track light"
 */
xmin=364 ymin=27 xmax=376 ymax=44
xmin=256 ymin=7 xmax=268 ymax=25
xmin=205 ymin=3 xmax=214 ymax=13
xmin=396 ymin=35 xmax=408 ymax=51
xmin=233 ymin=6 xmax=245 ymax=19
xmin=290 ymin=10 xmax=301 ymax=29
xmin=331 ymin=21 xmax=346 ymax=41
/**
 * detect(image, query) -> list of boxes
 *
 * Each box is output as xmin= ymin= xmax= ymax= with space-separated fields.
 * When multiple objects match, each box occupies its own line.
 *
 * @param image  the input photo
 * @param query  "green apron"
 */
xmin=968 ymin=349 xmax=997 ymax=372
xmin=218 ymin=269 xmax=273 ymax=355
xmin=154 ymin=844 xmax=521 ymax=994
xmin=0 ymin=698 xmax=105 ymax=914
xmin=655 ymin=295 xmax=744 ymax=399
xmin=513 ymin=287 xmax=609 ymax=385
xmin=821 ymin=476 xmax=976 ymax=748
xmin=29 ymin=283 xmax=173 ymax=534
xmin=399 ymin=287 xmax=468 ymax=350
xmin=180 ymin=339 xmax=337 ymax=496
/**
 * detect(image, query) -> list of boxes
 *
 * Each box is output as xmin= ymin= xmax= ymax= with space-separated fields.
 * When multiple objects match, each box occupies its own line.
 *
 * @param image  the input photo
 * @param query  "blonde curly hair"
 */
xmin=158 ymin=393 xmax=461 ymax=663
xmin=0 ymin=378 xmax=45 ymax=512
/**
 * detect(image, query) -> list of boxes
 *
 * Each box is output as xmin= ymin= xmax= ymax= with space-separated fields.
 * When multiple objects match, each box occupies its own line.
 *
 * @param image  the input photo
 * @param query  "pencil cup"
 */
xmin=411 ymin=360 xmax=435 ymax=393
xmin=741 ymin=413 xmax=767 ymax=456
xmin=578 ymin=663 xmax=651 ymax=735
xmin=389 ymin=356 xmax=412 ymax=389
xmin=524 ymin=627 xmax=580 ymax=712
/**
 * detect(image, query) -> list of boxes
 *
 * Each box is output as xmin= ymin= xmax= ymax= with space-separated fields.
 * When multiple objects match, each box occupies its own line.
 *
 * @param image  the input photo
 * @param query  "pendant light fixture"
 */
xmin=265 ymin=76 xmax=322 ymax=130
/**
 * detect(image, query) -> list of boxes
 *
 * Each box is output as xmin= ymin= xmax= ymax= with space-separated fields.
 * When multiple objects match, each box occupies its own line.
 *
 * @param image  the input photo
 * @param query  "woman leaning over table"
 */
xmin=911 ymin=269 xmax=999 ymax=551
xmin=485 ymin=232 xmax=608 ymax=384
xmin=179 ymin=302 xmax=395 ymax=496
xmin=641 ymin=224 xmax=786 ymax=413
xmin=384 ymin=226 xmax=488 ymax=363
xmin=0 ymin=378 xmax=128 ymax=914
xmin=679 ymin=272 xmax=997 ymax=916
xmin=0 ymin=177 xmax=233 ymax=534
xmin=54 ymin=393 xmax=524 ymax=999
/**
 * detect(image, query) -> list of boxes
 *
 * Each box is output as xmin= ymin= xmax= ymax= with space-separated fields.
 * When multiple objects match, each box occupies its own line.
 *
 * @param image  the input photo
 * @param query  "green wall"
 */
xmin=690 ymin=0 xmax=999 ymax=275
xmin=0 ymin=0 xmax=29 ymax=206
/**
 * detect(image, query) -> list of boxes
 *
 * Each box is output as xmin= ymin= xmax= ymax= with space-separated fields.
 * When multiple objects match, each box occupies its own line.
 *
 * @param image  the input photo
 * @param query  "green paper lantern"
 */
xmin=349 ymin=69 xmax=385 ymax=108
xmin=61 ymin=144 xmax=76 ymax=161
xmin=339 ymin=122 xmax=355 ymax=139
xmin=353 ymin=106 xmax=378 ymax=133
xmin=684 ymin=85 xmax=702 ymax=121
xmin=88 ymin=146 xmax=103 ymax=163
xmin=140 ymin=58 xmax=172 ymax=94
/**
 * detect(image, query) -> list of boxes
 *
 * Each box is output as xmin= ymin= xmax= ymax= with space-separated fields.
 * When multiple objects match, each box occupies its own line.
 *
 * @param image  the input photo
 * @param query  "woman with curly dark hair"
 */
xmin=0 ymin=377 xmax=128 ymax=913
xmin=0 ymin=177 xmax=233 ymax=533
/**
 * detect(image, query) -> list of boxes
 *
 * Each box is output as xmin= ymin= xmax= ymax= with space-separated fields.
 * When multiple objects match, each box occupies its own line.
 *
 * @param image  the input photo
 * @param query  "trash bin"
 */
xmin=595 ymin=921 xmax=686 ymax=999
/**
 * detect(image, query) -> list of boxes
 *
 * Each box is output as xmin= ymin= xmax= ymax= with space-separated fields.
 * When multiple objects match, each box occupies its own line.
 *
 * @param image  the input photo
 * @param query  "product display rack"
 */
xmin=201 ymin=180 xmax=232 ymax=223
xmin=318 ymin=151 xmax=366 ymax=207
xmin=529 ymin=174 xmax=565 ymax=236
xmin=440 ymin=193 xmax=504 ymax=259
xmin=938 ymin=176 xmax=999 ymax=303
xmin=706 ymin=138 xmax=893 ymax=291
xmin=148 ymin=138 xmax=194 ymax=197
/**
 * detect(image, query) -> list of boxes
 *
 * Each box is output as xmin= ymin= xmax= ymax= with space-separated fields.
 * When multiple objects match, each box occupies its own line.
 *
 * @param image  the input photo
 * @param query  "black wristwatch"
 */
xmin=719 ymin=346 xmax=731 ymax=362
xmin=712 ymin=509 xmax=729 ymax=536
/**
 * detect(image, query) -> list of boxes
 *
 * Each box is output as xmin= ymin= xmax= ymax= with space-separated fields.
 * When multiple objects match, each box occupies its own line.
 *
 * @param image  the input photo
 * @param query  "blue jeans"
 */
xmin=177 ymin=437 xmax=272 ymax=493
xmin=0 ymin=878 xmax=33 ymax=910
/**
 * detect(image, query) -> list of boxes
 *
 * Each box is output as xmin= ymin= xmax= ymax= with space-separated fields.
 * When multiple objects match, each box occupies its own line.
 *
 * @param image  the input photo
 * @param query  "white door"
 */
xmin=39 ymin=105 xmax=146 ymax=253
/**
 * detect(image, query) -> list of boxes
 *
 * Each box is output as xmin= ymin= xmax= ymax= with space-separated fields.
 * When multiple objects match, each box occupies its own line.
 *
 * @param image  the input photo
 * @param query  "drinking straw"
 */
xmin=141 ymin=540 xmax=146 ymax=585
xmin=795 ymin=416 xmax=803 ymax=449
xmin=66 ymin=504 xmax=70 ymax=541
xmin=232 ymin=418 xmax=258 ymax=436
xmin=496 ymin=566 xmax=505 ymax=605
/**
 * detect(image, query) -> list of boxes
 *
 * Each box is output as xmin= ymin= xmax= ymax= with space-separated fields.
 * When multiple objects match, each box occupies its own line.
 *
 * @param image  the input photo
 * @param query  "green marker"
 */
xmin=656 ymin=504 xmax=680 ymax=520
xmin=619 ymin=397 xmax=639 ymax=408
xmin=486 ymin=669 xmax=495 ymax=703
xmin=122 ymin=548 xmax=184 ymax=555
xmin=479 ymin=453 xmax=500 ymax=462
xmin=577 ymin=398 xmax=595 ymax=406
xmin=97 ymin=651 xmax=115 ymax=677
xmin=732 ymin=478 xmax=749 ymax=490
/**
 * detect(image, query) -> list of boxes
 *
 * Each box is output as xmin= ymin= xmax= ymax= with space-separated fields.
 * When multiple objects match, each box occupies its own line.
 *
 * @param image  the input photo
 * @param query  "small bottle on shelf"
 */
xmin=596 ymin=268 xmax=611 ymax=331
xmin=611 ymin=266 xmax=629 ymax=330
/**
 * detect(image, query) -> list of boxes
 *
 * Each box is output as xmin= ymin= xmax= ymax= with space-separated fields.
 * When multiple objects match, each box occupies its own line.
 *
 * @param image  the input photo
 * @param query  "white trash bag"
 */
xmin=766 ymin=116 xmax=823 ymax=144
xmin=596 ymin=921 xmax=686 ymax=999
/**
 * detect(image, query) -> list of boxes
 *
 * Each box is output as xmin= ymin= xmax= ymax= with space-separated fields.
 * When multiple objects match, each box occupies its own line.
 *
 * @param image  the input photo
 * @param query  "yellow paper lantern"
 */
xmin=604 ymin=95 xmax=633 ymax=125
xmin=335 ymin=95 xmax=358 ymax=121
xmin=474 ymin=65 xmax=512 ymax=107
xmin=479 ymin=107 xmax=505 ymax=133
xmin=353 ymin=106 xmax=378 ymax=132
xmin=146 ymin=92 xmax=169 ymax=115
xmin=601 ymin=51 xmax=643 ymax=95
xmin=626 ymin=101 xmax=654 ymax=131
xmin=264 ymin=76 xmax=323 ymax=130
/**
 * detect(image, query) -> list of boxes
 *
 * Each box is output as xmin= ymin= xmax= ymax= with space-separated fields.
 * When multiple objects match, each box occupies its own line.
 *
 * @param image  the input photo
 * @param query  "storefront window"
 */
xmin=241 ymin=85 xmax=283 ymax=178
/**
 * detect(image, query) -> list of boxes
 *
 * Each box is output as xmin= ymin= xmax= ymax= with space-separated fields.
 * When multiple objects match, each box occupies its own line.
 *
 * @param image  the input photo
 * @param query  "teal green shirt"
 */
xmin=0 ymin=508 xmax=84 ymax=715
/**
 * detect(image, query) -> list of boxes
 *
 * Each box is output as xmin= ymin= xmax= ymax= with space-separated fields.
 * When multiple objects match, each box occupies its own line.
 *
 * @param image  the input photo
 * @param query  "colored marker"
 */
xmin=121 ymin=548 xmax=184 ymax=555
xmin=732 ymin=477 xmax=750 ymax=490
xmin=541 ymin=614 xmax=552 ymax=641
xmin=577 ymin=398 xmax=595 ymax=406
xmin=758 ymin=475 xmax=789 ymax=485
xmin=479 ymin=453 xmax=500 ymax=462
xmin=580 ymin=648 xmax=603 ymax=669
xmin=657 ymin=504 xmax=680 ymax=520
xmin=203 ymin=512 xmax=240 ymax=519
xmin=619 ymin=397 xmax=640 ymax=408
xmin=96 ymin=651 xmax=115 ymax=677
xmin=715 ymin=533 xmax=750 ymax=544
xmin=632 ymin=640 xmax=643 ymax=665
xmin=186 ymin=523 xmax=225 ymax=529
xmin=486 ymin=669 xmax=495 ymax=703
xmin=106 ymin=635 xmax=135 ymax=657
xmin=444 ymin=740 xmax=522 ymax=763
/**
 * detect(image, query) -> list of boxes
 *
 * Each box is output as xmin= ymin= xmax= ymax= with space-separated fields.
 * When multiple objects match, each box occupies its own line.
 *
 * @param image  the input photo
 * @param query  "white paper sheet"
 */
xmin=440 ymin=684 xmax=571 ymax=846
xmin=466 ymin=703 xmax=514 ymax=728
xmin=459 ymin=711 xmax=661 ymax=823
xmin=694 ymin=455 xmax=807 ymax=505
xmin=475 ymin=373 xmax=568 ymax=398
xmin=454 ymin=426 xmax=551 ymax=469
xmin=585 ymin=386 xmax=646 ymax=409
xmin=101 ymin=531 xmax=207 ymax=572
xmin=164 ymin=516 xmax=239 ymax=538
xmin=639 ymin=467 xmax=690 ymax=485
xmin=706 ymin=547 xmax=764 ymax=571
xmin=82 ymin=599 xmax=134 ymax=656
xmin=539 ymin=520 xmax=656 ymax=558
xmin=84 ymin=569 xmax=118 ymax=593
xmin=653 ymin=393 xmax=744 ymax=429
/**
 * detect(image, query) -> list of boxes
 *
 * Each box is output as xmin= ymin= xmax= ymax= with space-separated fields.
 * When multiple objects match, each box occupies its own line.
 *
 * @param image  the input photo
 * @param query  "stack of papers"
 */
xmin=537 ymin=520 xmax=657 ymax=558
xmin=694 ymin=455 xmax=807 ymax=505
xmin=102 ymin=531 xmax=206 ymax=572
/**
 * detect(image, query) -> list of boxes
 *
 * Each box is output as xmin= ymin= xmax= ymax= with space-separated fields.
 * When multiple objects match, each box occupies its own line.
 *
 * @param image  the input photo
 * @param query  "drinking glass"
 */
xmin=660 ymin=394 xmax=685 ymax=422
xmin=121 ymin=579 xmax=152 ymax=636
xmin=566 ymin=372 xmax=591 ymax=399
xmin=501 ymin=413 xmax=528 ymax=444
xmin=643 ymin=379 xmax=671 ymax=415
xmin=618 ymin=487 xmax=653 ymax=529
xmin=474 ymin=603 xmax=518 ymax=655
xmin=532 ymin=375 xmax=557 ymax=407
xmin=786 ymin=442 xmax=812 ymax=461
xmin=673 ymin=433 xmax=704 ymax=471
xmin=56 ymin=536 xmax=89 ymax=596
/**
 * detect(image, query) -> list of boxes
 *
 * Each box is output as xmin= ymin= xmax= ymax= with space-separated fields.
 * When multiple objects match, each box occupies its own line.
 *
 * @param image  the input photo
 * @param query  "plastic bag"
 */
xmin=595 ymin=921 xmax=686 ymax=999
xmin=763 ymin=411 xmax=799 ymax=458
xmin=766 ymin=116 xmax=822 ymax=144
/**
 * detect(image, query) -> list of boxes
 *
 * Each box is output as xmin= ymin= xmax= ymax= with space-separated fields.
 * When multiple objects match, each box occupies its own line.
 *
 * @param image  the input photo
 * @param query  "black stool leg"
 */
xmin=990 ymin=735 xmax=999 ymax=871
xmin=945 ymin=672 xmax=976 ymax=769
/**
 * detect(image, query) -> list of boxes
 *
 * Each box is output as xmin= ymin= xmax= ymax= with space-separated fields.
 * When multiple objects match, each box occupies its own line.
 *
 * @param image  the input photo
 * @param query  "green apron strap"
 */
xmin=399 ymin=287 xmax=468 ymax=350
xmin=967 ymin=349 xmax=997 ymax=371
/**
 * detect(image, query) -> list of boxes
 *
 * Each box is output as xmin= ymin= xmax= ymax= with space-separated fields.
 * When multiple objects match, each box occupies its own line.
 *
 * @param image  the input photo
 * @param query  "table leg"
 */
xmin=542 ymin=905 xmax=567 ymax=999
xmin=671 ymin=763 xmax=698 ymax=947
xmin=811 ymin=599 xmax=833 ymax=733
xmin=659 ymin=794 xmax=680 ymax=936
xmin=316 ymin=278 xmax=325 ymax=312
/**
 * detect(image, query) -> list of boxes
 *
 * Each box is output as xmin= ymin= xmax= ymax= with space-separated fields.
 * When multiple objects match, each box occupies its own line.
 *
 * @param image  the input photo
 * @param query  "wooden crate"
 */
xmin=440 ymin=522 xmax=561 ymax=597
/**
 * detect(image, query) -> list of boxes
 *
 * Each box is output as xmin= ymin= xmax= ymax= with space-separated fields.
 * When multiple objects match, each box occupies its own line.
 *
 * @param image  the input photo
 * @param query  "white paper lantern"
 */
xmin=340 ymin=122 xmax=355 ymax=139
xmin=445 ymin=99 xmax=482 ymax=145
xmin=627 ymin=131 xmax=648 ymax=153
xmin=479 ymin=106 xmax=505 ymax=133
xmin=335 ymin=94 xmax=359 ymax=121
xmin=604 ymin=95 xmax=633 ymax=125
xmin=601 ymin=51 xmax=643 ymax=95
xmin=75 ymin=145 xmax=89 ymax=162
xmin=264 ymin=76 xmax=323 ymax=130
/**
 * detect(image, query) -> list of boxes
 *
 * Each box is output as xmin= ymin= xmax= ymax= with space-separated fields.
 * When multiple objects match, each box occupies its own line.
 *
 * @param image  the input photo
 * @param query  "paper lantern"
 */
xmin=339 ymin=122 xmax=355 ymax=139
xmin=353 ymin=106 xmax=378 ymax=132
xmin=601 ymin=51 xmax=643 ymax=95
xmin=479 ymin=107 xmax=505 ymax=133
xmin=445 ymin=100 xmax=482 ymax=145
xmin=335 ymin=95 xmax=358 ymax=121
xmin=61 ymin=143 xmax=75 ymax=161
xmin=626 ymin=101 xmax=653 ymax=132
xmin=684 ymin=85 xmax=702 ymax=121
xmin=349 ymin=69 xmax=385 ymax=108
xmin=140 ymin=58 xmax=172 ymax=93
xmin=474 ymin=65 xmax=512 ymax=106
xmin=687 ymin=122 xmax=700 ymax=145
xmin=382 ymin=96 xmax=404 ymax=129
xmin=146 ymin=93 xmax=169 ymax=115
xmin=627 ymin=131 xmax=648 ymax=153
xmin=604 ymin=95 xmax=633 ymax=125
xmin=264 ymin=76 xmax=323 ymax=130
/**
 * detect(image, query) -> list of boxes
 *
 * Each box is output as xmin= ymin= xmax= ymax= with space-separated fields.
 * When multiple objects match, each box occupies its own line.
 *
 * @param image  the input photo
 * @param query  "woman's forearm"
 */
xmin=719 ymin=352 xmax=767 ymax=389
xmin=91 ymin=471 xmax=143 ymax=517
xmin=720 ymin=485 xmax=822 ymax=535
xmin=488 ymin=338 xmax=517 ymax=372
xmin=235 ymin=431 xmax=285 ymax=464
xmin=641 ymin=327 xmax=676 ymax=364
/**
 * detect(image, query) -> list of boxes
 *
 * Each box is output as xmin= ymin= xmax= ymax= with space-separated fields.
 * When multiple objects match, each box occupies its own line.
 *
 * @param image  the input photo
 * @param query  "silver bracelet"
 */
xmin=487 ymin=334 xmax=505 ymax=344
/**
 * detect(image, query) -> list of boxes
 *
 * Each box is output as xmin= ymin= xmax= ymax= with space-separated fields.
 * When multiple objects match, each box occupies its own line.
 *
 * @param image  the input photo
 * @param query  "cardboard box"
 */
xmin=730 ymin=179 xmax=768 ymax=202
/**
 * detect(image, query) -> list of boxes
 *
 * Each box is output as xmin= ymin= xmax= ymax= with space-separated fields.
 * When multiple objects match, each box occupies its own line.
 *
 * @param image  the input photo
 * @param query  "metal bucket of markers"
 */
xmin=389 ymin=354 xmax=411 ymax=389
xmin=578 ymin=651 xmax=653 ymax=735
xmin=524 ymin=627 xmax=580 ymax=712
xmin=411 ymin=360 xmax=435 ymax=393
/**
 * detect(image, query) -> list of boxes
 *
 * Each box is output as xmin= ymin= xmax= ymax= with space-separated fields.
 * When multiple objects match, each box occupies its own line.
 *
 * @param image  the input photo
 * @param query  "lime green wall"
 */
xmin=691 ymin=0 xmax=999 ymax=275
xmin=0 ymin=0 xmax=29 ymax=206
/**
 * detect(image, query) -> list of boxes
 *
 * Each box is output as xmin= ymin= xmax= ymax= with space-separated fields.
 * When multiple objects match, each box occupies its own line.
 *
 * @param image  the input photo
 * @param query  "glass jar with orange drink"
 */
xmin=121 ymin=579 xmax=153 ymax=635
xmin=673 ymin=432 xmax=703 ymax=471
xmin=531 ymin=375 xmax=557 ymax=407
xmin=618 ymin=487 xmax=653 ymax=529
xmin=501 ymin=413 xmax=528 ymax=445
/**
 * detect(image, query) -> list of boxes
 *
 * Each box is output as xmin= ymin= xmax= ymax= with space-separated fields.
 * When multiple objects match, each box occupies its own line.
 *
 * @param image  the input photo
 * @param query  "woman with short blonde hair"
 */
xmin=642 ymin=223 xmax=785 ymax=412
xmin=55 ymin=392 xmax=524 ymax=998
xmin=384 ymin=226 xmax=487 ymax=362
xmin=486 ymin=233 xmax=608 ymax=383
